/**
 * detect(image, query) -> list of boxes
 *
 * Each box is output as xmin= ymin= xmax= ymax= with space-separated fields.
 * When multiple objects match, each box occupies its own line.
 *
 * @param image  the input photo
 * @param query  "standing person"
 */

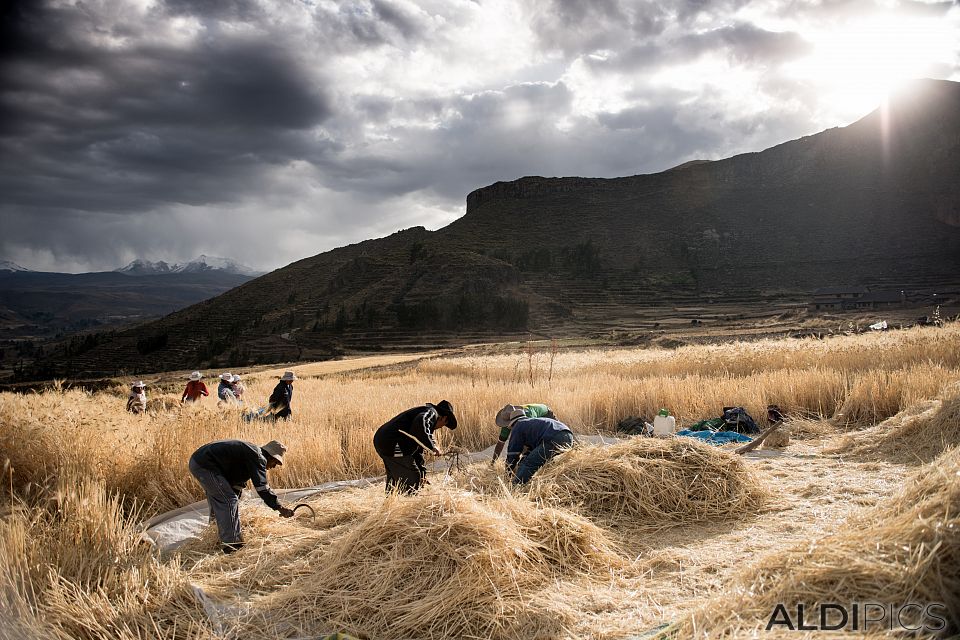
xmin=504 ymin=410 xmax=575 ymax=485
xmin=181 ymin=371 xmax=209 ymax=404
xmin=490 ymin=403 xmax=555 ymax=465
xmin=218 ymin=373 xmax=238 ymax=405
xmin=268 ymin=371 xmax=296 ymax=419
xmin=126 ymin=381 xmax=147 ymax=414
xmin=232 ymin=375 xmax=246 ymax=403
xmin=373 ymin=400 xmax=458 ymax=494
xmin=188 ymin=439 xmax=294 ymax=553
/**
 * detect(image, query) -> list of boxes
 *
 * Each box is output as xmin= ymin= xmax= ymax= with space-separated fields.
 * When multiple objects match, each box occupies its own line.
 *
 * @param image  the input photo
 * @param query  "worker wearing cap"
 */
xmin=373 ymin=400 xmax=458 ymax=494
xmin=504 ymin=410 xmax=574 ymax=484
xmin=268 ymin=371 xmax=296 ymax=419
xmin=126 ymin=381 xmax=147 ymax=414
xmin=217 ymin=373 xmax=238 ymax=405
xmin=490 ymin=403 xmax=555 ymax=465
xmin=188 ymin=439 xmax=295 ymax=553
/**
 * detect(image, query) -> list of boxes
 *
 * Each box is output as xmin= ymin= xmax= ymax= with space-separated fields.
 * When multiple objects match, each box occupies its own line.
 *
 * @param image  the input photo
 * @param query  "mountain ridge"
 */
xmin=22 ymin=79 xmax=960 ymax=378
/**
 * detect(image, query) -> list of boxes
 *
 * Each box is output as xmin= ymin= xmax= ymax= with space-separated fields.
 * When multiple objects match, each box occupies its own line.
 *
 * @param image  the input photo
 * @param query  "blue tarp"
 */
xmin=676 ymin=429 xmax=752 ymax=445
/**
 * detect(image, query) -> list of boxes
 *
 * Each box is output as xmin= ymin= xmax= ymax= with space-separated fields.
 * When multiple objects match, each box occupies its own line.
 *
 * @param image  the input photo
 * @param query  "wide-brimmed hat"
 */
xmin=261 ymin=440 xmax=287 ymax=465
xmin=189 ymin=371 xmax=203 ymax=381
xmin=495 ymin=404 xmax=523 ymax=429
xmin=280 ymin=371 xmax=297 ymax=381
xmin=131 ymin=381 xmax=146 ymax=388
xmin=435 ymin=399 xmax=458 ymax=429
xmin=219 ymin=372 xmax=234 ymax=382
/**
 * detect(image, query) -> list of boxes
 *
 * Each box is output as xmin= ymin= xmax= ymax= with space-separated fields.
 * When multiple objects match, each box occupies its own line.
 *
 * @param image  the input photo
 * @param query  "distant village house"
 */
xmin=809 ymin=287 xmax=905 ymax=311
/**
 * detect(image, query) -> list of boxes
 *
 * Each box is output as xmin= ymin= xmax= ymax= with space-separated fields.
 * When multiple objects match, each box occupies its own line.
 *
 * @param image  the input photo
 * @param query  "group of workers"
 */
xmin=125 ymin=370 xmax=296 ymax=419
xmin=189 ymin=399 xmax=573 ymax=553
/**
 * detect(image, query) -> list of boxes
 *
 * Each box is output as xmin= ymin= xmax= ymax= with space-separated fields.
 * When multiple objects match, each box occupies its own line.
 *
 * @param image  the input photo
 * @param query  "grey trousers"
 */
xmin=189 ymin=457 xmax=242 ymax=549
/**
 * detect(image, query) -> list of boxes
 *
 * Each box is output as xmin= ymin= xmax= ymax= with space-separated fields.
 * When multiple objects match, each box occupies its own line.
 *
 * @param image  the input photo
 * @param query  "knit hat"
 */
xmin=435 ymin=399 xmax=458 ymax=429
xmin=495 ymin=404 xmax=523 ymax=429
xmin=280 ymin=371 xmax=297 ymax=381
xmin=189 ymin=371 xmax=203 ymax=381
xmin=261 ymin=440 xmax=287 ymax=465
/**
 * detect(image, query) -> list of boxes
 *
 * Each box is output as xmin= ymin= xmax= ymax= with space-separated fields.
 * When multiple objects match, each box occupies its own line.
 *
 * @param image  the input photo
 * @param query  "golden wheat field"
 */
xmin=1 ymin=324 xmax=959 ymax=639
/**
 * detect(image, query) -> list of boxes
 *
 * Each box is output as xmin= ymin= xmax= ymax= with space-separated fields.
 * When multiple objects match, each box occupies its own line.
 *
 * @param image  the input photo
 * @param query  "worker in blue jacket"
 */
xmin=504 ymin=410 xmax=575 ymax=484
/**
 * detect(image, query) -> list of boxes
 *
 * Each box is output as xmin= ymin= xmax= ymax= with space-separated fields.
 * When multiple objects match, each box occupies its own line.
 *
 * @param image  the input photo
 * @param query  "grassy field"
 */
xmin=1 ymin=324 xmax=958 ymax=638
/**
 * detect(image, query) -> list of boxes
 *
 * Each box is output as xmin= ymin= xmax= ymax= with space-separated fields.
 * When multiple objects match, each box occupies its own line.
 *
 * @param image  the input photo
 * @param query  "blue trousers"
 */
xmin=513 ymin=429 xmax=575 ymax=484
xmin=189 ymin=456 xmax=243 ymax=551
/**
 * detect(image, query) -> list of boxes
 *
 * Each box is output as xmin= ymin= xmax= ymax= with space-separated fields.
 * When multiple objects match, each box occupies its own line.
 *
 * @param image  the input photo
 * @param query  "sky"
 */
xmin=1 ymin=0 xmax=959 ymax=273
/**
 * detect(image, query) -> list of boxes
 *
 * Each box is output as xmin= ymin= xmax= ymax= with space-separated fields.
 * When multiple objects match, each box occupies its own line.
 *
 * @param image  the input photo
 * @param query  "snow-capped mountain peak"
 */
xmin=115 ymin=256 xmax=260 ymax=277
xmin=0 ymin=260 xmax=32 ymax=273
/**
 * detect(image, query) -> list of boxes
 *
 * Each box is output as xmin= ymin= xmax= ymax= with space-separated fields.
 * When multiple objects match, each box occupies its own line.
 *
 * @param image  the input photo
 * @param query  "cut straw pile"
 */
xmin=188 ymin=486 xmax=627 ymax=640
xmin=675 ymin=446 xmax=960 ymax=637
xmin=528 ymin=438 xmax=769 ymax=529
xmin=826 ymin=385 xmax=960 ymax=464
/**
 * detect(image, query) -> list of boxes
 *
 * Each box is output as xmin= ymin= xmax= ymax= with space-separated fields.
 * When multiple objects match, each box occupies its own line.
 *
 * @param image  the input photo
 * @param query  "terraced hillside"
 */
xmin=27 ymin=80 xmax=960 ymax=378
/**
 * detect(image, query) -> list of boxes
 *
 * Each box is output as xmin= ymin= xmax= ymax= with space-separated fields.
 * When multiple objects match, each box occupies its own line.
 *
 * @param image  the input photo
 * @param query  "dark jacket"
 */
xmin=505 ymin=417 xmax=572 ymax=470
xmin=373 ymin=404 xmax=440 ymax=457
xmin=189 ymin=440 xmax=281 ymax=510
xmin=269 ymin=381 xmax=293 ymax=409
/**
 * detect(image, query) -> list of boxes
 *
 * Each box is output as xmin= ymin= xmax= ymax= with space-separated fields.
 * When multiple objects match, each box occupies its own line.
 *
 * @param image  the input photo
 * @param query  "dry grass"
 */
xmin=0 ymin=475 xmax=212 ymax=640
xmin=528 ymin=438 xmax=768 ymax=529
xmin=676 ymin=446 xmax=960 ymax=637
xmin=1 ymin=324 xmax=959 ymax=639
xmin=826 ymin=384 xmax=960 ymax=464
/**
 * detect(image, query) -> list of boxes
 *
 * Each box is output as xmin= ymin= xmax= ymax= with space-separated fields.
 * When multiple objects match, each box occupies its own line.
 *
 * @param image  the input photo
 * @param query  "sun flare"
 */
xmin=786 ymin=11 xmax=958 ymax=117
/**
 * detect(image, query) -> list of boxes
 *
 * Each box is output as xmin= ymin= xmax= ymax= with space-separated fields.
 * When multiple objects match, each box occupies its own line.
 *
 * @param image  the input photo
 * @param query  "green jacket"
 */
xmin=498 ymin=403 xmax=552 ymax=441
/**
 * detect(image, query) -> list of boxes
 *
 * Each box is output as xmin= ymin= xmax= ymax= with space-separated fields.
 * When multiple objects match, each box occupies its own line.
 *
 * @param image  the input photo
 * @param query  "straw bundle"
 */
xmin=677 ymin=446 xmax=960 ymax=637
xmin=210 ymin=487 xmax=626 ymax=640
xmin=528 ymin=438 xmax=768 ymax=529
xmin=828 ymin=387 xmax=960 ymax=464
xmin=761 ymin=427 xmax=790 ymax=449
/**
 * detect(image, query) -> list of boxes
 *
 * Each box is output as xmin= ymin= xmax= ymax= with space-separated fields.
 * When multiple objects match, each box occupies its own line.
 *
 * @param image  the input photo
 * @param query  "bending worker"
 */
xmin=504 ymin=409 xmax=574 ymax=484
xmin=268 ymin=371 xmax=296 ymax=420
xmin=491 ymin=403 xmax=555 ymax=465
xmin=373 ymin=400 xmax=458 ymax=494
xmin=188 ymin=439 xmax=294 ymax=553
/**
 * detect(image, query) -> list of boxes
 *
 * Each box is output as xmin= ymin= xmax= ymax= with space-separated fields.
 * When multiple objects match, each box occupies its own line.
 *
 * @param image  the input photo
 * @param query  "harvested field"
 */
xmin=1 ymin=324 xmax=959 ymax=639
xmin=676 ymin=446 xmax=960 ymax=637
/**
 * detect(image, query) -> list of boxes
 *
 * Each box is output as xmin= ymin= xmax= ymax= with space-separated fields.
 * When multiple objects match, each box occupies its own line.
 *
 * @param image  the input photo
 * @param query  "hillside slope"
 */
xmin=31 ymin=79 xmax=960 ymax=377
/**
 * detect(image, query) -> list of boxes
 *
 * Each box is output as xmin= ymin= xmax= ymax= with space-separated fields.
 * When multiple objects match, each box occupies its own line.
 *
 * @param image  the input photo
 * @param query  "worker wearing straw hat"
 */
xmin=504 ymin=410 xmax=574 ymax=484
xmin=188 ymin=439 xmax=295 ymax=553
xmin=373 ymin=400 xmax=458 ymax=494
xmin=126 ymin=381 xmax=147 ymax=414
xmin=181 ymin=371 xmax=209 ymax=404
xmin=490 ymin=403 xmax=555 ymax=465
xmin=217 ymin=373 xmax=238 ymax=405
xmin=267 ymin=371 xmax=296 ymax=419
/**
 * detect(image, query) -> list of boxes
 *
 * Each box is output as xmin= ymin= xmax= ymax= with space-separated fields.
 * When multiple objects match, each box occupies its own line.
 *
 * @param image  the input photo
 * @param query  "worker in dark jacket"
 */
xmin=504 ymin=411 xmax=575 ymax=485
xmin=373 ymin=400 xmax=458 ymax=493
xmin=188 ymin=439 xmax=294 ymax=553
xmin=268 ymin=371 xmax=296 ymax=419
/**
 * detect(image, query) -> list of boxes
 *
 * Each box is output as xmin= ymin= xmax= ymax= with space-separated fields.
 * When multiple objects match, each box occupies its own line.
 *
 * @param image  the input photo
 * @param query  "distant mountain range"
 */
xmin=19 ymin=79 xmax=960 ymax=379
xmin=0 ymin=256 xmax=259 ymax=341
xmin=115 ymin=255 xmax=261 ymax=277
